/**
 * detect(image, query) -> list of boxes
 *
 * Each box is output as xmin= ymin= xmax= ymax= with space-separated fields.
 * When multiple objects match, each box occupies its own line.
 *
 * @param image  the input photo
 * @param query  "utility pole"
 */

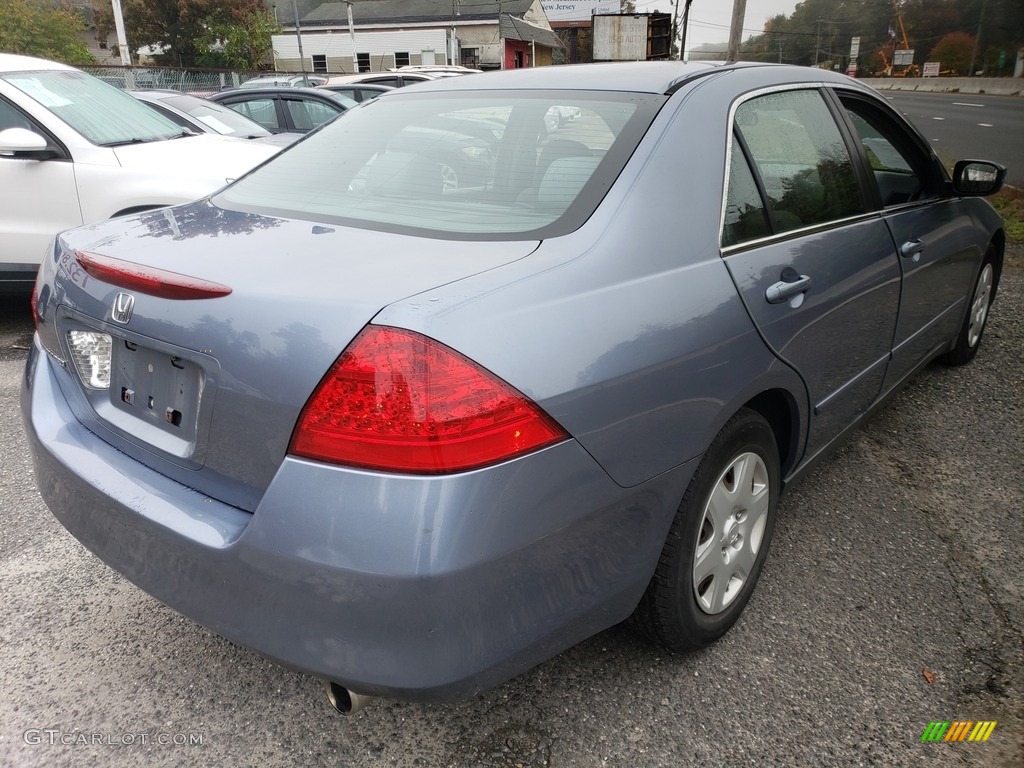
xmin=291 ymin=0 xmax=307 ymax=83
xmin=450 ymin=0 xmax=460 ymax=67
xmin=346 ymin=1 xmax=358 ymax=73
xmin=814 ymin=18 xmax=821 ymax=66
xmin=968 ymin=0 xmax=987 ymax=77
xmin=726 ymin=0 xmax=746 ymax=63
xmin=680 ymin=0 xmax=694 ymax=62
xmin=110 ymin=0 xmax=132 ymax=66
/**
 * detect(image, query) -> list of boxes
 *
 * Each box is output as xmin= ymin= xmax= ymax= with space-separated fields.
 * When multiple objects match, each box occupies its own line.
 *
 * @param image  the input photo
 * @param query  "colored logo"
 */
xmin=921 ymin=721 xmax=997 ymax=742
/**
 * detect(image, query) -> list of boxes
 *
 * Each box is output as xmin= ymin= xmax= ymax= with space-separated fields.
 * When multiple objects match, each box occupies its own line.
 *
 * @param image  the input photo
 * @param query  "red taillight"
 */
xmin=30 ymin=283 xmax=39 ymax=328
xmin=75 ymin=251 xmax=232 ymax=300
xmin=289 ymin=326 xmax=568 ymax=474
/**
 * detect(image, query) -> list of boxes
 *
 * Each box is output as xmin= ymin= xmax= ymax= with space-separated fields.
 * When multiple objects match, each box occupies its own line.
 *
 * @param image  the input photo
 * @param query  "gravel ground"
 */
xmin=0 ymin=245 xmax=1021 ymax=767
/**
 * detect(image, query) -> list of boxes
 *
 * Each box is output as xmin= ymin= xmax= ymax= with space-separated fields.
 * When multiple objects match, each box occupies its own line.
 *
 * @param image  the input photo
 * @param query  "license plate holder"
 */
xmin=111 ymin=339 xmax=202 ymax=441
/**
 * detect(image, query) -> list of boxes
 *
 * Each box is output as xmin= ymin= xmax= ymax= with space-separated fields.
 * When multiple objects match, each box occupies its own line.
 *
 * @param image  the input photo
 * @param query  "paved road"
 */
xmin=1 ymin=248 xmax=1022 ymax=766
xmin=882 ymin=91 xmax=1024 ymax=184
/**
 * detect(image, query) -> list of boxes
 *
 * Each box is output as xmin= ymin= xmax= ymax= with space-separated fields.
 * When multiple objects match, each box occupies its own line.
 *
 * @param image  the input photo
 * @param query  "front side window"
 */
xmin=216 ymin=91 xmax=664 ymax=239
xmin=0 ymin=96 xmax=33 ymax=132
xmin=734 ymin=89 xmax=863 ymax=235
xmin=841 ymin=96 xmax=939 ymax=207
xmin=1 ymin=69 xmax=183 ymax=145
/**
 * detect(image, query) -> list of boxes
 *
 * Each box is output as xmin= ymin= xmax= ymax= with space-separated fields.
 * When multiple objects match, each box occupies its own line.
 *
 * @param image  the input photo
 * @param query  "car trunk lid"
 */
xmin=45 ymin=201 xmax=539 ymax=511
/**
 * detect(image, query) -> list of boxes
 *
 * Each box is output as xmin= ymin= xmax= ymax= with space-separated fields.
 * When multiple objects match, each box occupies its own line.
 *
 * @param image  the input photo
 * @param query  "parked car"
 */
xmin=237 ymin=74 xmax=327 ymax=89
xmin=130 ymin=90 xmax=299 ymax=148
xmin=394 ymin=65 xmax=482 ymax=76
xmin=322 ymin=71 xmax=439 ymax=89
xmin=208 ymin=87 xmax=357 ymax=133
xmin=0 ymin=54 xmax=279 ymax=292
xmin=24 ymin=62 xmax=1006 ymax=715
xmin=316 ymin=82 xmax=395 ymax=102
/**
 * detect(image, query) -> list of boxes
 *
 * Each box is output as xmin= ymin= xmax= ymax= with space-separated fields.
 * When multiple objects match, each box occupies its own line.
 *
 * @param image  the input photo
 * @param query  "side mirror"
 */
xmin=952 ymin=160 xmax=1006 ymax=197
xmin=0 ymin=127 xmax=61 ymax=160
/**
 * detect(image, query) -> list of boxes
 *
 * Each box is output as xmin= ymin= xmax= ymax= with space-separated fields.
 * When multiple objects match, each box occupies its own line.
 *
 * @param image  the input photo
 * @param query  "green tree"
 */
xmin=0 ymin=0 xmax=95 ymax=64
xmin=195 ymin=10 xmax=280 ymax=69
xmin=928 ymin=31 xmax=975 ymax=74
xmin=92 ymin=0 xmax=268 ymax=67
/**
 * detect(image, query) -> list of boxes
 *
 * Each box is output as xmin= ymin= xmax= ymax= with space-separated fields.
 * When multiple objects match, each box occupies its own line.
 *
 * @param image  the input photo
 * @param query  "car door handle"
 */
xmin=900 ymin=239 xmax=925 ymax=258
xmin=765 ymin=270 xmax=812 ymax=304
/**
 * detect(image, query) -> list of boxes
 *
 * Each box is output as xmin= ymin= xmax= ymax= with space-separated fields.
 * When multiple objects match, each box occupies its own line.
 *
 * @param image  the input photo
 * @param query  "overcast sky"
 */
xmin=633 ymin=1 xmax=801 ymax=52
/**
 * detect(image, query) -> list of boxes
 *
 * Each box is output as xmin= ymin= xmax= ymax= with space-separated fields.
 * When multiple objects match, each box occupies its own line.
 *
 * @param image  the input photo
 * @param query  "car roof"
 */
xmin=213 ymin=86 xmax=340 ymax=99
xmin=324 ymin=72 xmax=440 ymax=85
xmin=405 ymin=61 xmax=862 ymax=95
xmin=320 ymin=82 xmax=395 ymax=91
xmin=0 ymin=53 xmax=76 ymax=73
xmin=129 ymin=89 xmax=195 ymax=101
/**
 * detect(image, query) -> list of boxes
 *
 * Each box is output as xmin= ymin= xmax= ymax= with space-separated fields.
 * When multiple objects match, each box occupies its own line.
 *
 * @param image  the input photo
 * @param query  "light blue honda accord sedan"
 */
xmin=23 ymin=62 xmax=1005 ymax=714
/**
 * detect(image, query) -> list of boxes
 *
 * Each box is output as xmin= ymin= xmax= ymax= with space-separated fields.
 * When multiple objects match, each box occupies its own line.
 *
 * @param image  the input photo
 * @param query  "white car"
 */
xmin=237 ymin=74 xmax=328 ymax=88
xmin=0 ymin=54 xmax=280 ymax=292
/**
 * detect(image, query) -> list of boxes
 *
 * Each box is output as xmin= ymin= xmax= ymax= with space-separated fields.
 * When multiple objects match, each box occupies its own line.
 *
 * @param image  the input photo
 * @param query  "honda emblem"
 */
xmin=111 ymin=292 xmax=135 ymax=324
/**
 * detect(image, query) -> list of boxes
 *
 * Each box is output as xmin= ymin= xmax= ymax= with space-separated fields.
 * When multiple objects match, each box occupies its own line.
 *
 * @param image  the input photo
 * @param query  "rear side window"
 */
xmin=226 ymin=98 xmax=279 ymax=131
xmin=731 ymin=89 xmax=863 ymax=237
xmin=722 ymin=133 xmax=771 ymax=246
xmin=284 ymin=98 xmax=339 ymax=131
xmin=216 ymin=91 xmax=664 ymax=239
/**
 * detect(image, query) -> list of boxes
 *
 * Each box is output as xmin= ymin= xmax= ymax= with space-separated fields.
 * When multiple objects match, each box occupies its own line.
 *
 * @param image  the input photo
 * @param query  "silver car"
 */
xmin=23 ymin=62 xmax=1006 ymax=714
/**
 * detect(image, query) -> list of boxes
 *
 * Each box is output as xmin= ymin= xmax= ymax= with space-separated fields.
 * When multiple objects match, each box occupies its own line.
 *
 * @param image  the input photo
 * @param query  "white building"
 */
xmin=273 ymin=0 xmax=562 ymax=74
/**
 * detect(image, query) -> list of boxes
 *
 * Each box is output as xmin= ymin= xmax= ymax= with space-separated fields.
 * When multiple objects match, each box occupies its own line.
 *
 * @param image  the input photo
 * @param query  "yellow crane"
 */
xmin=877 ymin=4 xmax=919 ymax=77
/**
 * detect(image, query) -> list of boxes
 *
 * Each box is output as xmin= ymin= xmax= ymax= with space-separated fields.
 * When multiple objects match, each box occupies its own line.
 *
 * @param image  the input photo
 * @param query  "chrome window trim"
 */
xmin=720 ymin=210 xmax=883 ymax=255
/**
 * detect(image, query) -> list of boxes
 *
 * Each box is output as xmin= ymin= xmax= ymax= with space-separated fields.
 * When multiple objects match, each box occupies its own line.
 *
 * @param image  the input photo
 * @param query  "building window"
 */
xmin=461 ymin=48 xmax=478 ymax=68
xmin=395 ymin=51 xmax=410 ymax=67
xmin=312 ymin=54 xmax=327 ymax=74
xmin=357 ymin=52 xmax=370 ymax=72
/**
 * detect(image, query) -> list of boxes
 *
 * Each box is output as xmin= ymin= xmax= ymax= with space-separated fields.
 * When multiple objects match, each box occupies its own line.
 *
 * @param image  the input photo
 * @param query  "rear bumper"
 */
xmin=22 ymin=337 xmax=695 ymax=702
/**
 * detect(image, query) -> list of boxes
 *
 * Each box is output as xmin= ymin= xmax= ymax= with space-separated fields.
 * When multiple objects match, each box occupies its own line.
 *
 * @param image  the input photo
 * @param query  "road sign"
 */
xmin=893 ymin=49 xmax=915 ymax=67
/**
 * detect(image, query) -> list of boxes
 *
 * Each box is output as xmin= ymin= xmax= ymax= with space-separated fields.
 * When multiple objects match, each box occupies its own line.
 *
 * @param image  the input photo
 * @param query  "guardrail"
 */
xmin=868 ymin=77 xmax=1022 ymax=97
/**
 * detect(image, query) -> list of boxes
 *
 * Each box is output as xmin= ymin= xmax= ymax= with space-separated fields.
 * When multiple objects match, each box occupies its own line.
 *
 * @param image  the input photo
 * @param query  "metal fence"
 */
xmin=78 ymin=65 xmax=287 ymax=94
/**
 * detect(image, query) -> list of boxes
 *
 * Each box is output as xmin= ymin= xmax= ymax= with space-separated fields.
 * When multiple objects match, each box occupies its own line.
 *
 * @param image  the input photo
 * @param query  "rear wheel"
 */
xmin=632 ymin=408 xmax=780 ymax=651
xmin=941 ymin=251 xmax=996 ymax=366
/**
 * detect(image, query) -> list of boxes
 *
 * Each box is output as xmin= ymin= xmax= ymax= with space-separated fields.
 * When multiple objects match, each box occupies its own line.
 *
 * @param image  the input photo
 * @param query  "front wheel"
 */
xmin=940 ymin=252 xmax=996 ymax=366
xmin=631 ymin=408 xmax=780 ymax=651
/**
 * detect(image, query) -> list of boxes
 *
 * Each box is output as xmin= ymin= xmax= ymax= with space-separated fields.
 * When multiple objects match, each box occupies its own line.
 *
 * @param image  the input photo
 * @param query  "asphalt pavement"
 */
xmin=1 ymin=249 xmax=1022 ymax=767
xmin=882 ymin=91 xmax=1024 ymax=185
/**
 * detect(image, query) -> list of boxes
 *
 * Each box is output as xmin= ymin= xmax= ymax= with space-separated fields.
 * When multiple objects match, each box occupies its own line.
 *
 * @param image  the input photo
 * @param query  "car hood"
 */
xmin=109 ymin=134 xmax=280 ymax=182
xmin=45 ymin=201 xmax=541 ymax=511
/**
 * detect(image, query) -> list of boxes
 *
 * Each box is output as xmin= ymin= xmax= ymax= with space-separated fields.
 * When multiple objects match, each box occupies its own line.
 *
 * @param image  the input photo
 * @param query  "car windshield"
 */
xmin=215 ymin=90 xmax=664 ymax=239
xmin=1 ymin=69 xmax=186 ymax=145
xmin=163 ymin=93 xmax=272 ymax=137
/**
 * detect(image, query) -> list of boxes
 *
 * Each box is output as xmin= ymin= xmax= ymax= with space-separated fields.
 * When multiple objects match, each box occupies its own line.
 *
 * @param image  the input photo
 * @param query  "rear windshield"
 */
xmin=214 ymin=90 xmax=664 ymax=239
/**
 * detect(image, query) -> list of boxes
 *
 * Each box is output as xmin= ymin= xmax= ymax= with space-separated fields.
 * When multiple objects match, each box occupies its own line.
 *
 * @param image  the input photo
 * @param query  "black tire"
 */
xmin=940 ymin=250 xmax=997 ymax=366
xmin=631 ymin=408 xmax=780 ymax=651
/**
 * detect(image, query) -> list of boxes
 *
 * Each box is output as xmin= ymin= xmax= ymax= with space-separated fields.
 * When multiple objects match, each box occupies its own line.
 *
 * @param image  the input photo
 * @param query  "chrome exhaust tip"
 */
xmin=326 ymin=681 xmax=376 ymax=716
